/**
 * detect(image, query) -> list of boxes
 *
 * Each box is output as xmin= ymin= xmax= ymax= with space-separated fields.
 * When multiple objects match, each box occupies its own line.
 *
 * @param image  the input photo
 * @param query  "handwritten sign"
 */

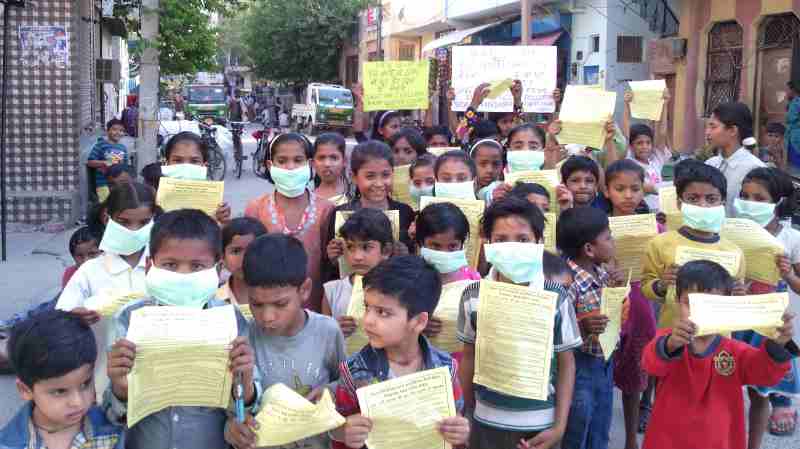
xmin=363 ymin=61 xmax=430 ymax=112
xmin=451 ymin=46 xmax=557 ymax=113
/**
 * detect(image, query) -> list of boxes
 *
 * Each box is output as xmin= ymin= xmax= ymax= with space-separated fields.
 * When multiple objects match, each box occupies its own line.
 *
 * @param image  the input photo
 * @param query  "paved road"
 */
xmin=0 ymin=126 xmax=798 ymax=448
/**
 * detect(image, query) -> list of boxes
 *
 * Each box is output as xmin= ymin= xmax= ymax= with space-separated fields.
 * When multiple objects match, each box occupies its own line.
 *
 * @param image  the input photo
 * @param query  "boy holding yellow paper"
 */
xmin=332 ymin=256 xmax=469 ymax=449
xmin=458 ymin=197 xmax=582 ymax=449
xmin=642 ymin=260 xmax=797 ymax=449
xmin=641 ymin=163 xmax=746 ymax=329
xmin=225 ymin=234 xmax=347 ymax=449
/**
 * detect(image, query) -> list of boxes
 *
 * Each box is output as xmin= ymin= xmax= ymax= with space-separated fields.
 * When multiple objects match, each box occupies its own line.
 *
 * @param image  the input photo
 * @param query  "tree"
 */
xmin=243 ymin=0 xmax=370 ymax=84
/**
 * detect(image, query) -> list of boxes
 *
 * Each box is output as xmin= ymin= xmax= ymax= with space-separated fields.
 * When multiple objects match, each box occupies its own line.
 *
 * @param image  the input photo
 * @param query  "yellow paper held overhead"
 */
xmin=125 ymin=305 xmax=238 ymax=427
xmin=608 ymin=214 xmax=658 ymax=282
xmin=254 ymin=384 xmax=345 ymax=447
xmin=487 ymin=79 xmax=514 ymax=100
xmin=558 ymin=85 xmax=617 ymax=149
xmin=392 ymin=164 xmax=413 ymax=209
xmin=356 ymin=367 xmax=456 ymax=449
xmin=658 ymin=185 xmax=683 ymax=231
xmin=427 ymin=146 xmax=463 ymax=158
xmin=156 ymin=177 xmax=224 ymax=218
xmin=543 ymin=212 xmax=557 ymax=253
xmin=505 ymin=169 xmax=561 ymax=214
xmin=474 ymin=280 xmax=557 ymax=400
xmin=363 ymin=60 xmax=431 ymax=112
xmin=599 ymin=283 xmax=630 ymax=360
xmin=335 ymin=210 xmax=400 ymax=278
xmin=689 ymin=292 xmax=789 ymax=337
xmin=628 ymin=79 xmax=667 ymax=121
xmin=674 ymin=246 xmax=741 ymax=276
xmin=420 ymin=196 xmax=485 ymax=268
xmin=429 ymin=280 xmax=473 ymax=353
xmin=721 ymin=218 xmax=785 ymax=285
xmin=84 ymin=290 xmax=145 ymax=318
xmin=345 ymin=276 xmax=369 ymax=355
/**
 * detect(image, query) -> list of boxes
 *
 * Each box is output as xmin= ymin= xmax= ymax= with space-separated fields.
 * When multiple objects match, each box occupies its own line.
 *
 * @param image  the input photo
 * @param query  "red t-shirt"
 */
xmin=642 ymin=329 xmax=791 ymax=449
xmin=61 ymin=265 xmax=78 ymax=288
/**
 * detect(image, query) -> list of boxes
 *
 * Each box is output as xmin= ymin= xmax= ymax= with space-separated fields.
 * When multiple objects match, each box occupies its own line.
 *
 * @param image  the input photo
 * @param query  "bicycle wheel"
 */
xmin=234 ymin=142 xmax=243 ymax=179
xmin=207 ymin=147 xmax=227 ymax=181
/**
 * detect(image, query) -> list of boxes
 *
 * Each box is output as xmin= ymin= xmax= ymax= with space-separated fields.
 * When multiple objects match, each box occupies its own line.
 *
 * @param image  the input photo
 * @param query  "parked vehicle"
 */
xmin=185 ymin=84 xmax=228 ymax=124
xmin=251 ymin=126 xmax=272 ymax=179
xmin=198 ymin=118 xmax=226 ymax=181
xmin=291 ymin=83 xmax=354 ymax=135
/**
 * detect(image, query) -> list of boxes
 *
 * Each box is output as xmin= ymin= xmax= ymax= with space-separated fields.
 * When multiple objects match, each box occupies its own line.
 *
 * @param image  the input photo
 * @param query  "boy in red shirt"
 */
xmin=642 ymin=260 xmax=798 ymax=449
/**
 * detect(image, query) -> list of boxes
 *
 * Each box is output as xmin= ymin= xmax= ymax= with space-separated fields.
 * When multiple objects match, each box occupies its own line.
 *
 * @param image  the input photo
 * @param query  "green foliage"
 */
xmin=243 ymin=0 xmax=370 ymax=84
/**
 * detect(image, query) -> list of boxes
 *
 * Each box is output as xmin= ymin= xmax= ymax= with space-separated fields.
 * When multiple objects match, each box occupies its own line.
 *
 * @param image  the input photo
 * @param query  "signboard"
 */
xmin=18 ymin=26 xmax=68 ymax=68
xmin=451 ymin=45 xmax=558 ymax=113
xmin=362 ymin=60 xmax=430 ymax=111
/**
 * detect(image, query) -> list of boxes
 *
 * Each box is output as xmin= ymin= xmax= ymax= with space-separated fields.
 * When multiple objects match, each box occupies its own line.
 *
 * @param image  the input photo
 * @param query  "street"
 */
xmin=0 ymin=124 xmax=798 ymax=448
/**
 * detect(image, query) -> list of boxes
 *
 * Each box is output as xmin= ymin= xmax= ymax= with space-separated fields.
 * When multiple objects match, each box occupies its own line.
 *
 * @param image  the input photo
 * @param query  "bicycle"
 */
xmin=251 ymin=126 xmax=272 ymax=179
xmin=229 ymin=121 xmax=247 ymax=179
xmin=199 ymin=120 xmax=226 ymax=181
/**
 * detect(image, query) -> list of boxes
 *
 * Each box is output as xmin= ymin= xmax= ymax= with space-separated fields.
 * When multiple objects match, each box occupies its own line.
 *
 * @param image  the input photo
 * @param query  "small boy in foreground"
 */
xmin=642 ymin=260 xmax=798 ymax=449
xmin=1 ymin=310 xmax=123 ymax=449
xmin=332 ymin=256 xmax=470 ymax=448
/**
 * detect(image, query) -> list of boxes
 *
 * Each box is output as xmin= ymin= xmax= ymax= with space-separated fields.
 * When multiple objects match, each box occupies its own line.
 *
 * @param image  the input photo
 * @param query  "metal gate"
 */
xmin=704 ymin=21 xmax=743 ymax=117
xmin=756 ymin=14 xmax=800 ymax=133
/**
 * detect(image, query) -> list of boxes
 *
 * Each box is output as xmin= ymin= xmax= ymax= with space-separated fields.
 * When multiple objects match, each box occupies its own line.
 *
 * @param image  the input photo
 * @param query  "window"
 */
xmin=398 ymin=43 xmax=415 ymax=61
xmin=704 ymin=21 xmax=743 ymax=116
xmin=617 ymin=36 xmax=643 ymax=63
xmin=591 ymin=35 xmax=600 ymax=53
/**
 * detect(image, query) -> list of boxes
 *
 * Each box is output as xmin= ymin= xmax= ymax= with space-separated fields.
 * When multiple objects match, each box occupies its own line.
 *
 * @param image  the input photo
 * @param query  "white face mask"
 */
xmin=270 ymin=164 xmax=311 ymax=198
xmin=145 ymin=265 xmax=220 ymax=308
xmin=161 ymin=164 xmax=208 ymax=180
xmin=420 ymin=247 xmax=468 ymax=274
xmin=484 ymin=242 xmax=544 ymax=287
xmin=507 ymin=150 xmax=545 ymax=172
xmin=409 ymin=184 xmax=434 ymax=205
xmin=99 ymin=219 xmax=153 ymax=256
xmin=435 ymin=181 xmax=476 ymax=200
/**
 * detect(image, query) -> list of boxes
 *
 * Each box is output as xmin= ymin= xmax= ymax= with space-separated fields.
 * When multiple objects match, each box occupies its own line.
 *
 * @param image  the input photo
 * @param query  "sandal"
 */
xmin=638 ymin=402 xmax=652 ymax=434
xmin=768 ymin=408 xmax=797 ymax=436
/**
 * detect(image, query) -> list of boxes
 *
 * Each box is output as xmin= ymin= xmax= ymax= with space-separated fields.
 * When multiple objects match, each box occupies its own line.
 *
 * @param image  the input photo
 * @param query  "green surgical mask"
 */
xmin=435 ymin=181 xmax=476 ymax=200
xmin=734 ymin=198 xmax=776 ymax=227
xmin=99 ymin=219 xmax=152 ymax=256
xmin=271 ymin=164 xmax=311 ymax=198
xmin=420 ymin=247 xmax=467 ymax=274
xmin=409 ymin=184 xmax=434 ymax=205
xmin=681 ymin=203 xmax=726 ymax=233
xmin=145 ymin=265 xmax=219 ymax=308
xmin=161 ymin=163 xmax=208 ymax=180
xmin=484 ymin=242 xmax=544 ymax=286
xmin=507 ymin=150 xmax=545 ymax=172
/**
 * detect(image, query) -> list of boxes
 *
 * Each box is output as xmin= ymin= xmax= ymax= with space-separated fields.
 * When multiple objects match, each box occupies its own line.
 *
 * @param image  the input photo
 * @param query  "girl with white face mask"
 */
xmin=734 ymin=166 xmax=800 ymax=443
xmin=244 ymin=133 xmax=336 ymax=312
xmin=433 ymin=150 xmax=478 ymax=201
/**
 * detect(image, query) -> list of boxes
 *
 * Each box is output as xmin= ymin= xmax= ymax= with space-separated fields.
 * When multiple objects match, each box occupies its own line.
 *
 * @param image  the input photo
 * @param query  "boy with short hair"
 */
xmin=458 ymin=197 xmax=582 ymax=449
xmin=560 ymin=156 xmax=609 ymax=210
xmin=333 ymin=255 xmax=470 ymax=449
xmin=763 ymin=122 xmax=787 ymax=168
xmin=1 ymin=310 xmax=123 ymax=449
xmin=105 ymin=163 xmax=132 ymax=189
xmin=88 ymin=118 xmax=128 ymax=202
xmin=642 ymin=260 xmax=797 ymax=449
xmin=224 ymin=234 xmax=347 ymax=449
xmin=217 ymin=216 xmax=268 ymax=318
xmin=103 ymin=209 xmax=260 ymax=449
xmin=558 ymin=206 xmax=624 ymax=449
xmin=641 ymin=162 xmax=746 ymax=329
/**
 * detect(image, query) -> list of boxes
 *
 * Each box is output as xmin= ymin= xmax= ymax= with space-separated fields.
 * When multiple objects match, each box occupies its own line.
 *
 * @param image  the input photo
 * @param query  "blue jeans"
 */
xmin=563 ymin=350 xmax=614 ymax=449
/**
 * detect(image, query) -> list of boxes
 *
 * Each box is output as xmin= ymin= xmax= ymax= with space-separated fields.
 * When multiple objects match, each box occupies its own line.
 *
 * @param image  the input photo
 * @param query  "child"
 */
xmin=324 ymin=140 xmax=415 ymax=276
xmin=642 ymin=260 xmax=797 ymax=449
xmin=332 ymin=256 xmax=470 ymax=449
xmin=470 ymin=138 xmax=504 ymax=201
xmin=105 ymin=163 xmax=133 ymax=189
xmin=409 ymin=154 xmax=436 ymax=208
xmin=704 ymin=102 xmax=766 ymax=217
xmin=763 ymin=122 xmax=787 ymax=169
xmin=560 ymin=155 xmax=610 ymax=210
xmin=389 ymin=127 xmax=428 ymax=166
xmin=353 ymin=109 xmax=402 ymax=144
xmin=323 ymin=208 xmax=394 ymax=332
xmin=510 ymin=182 xmax=551 ymax=212
xmin=544 ymin=250 xmax=574 ymax=289
xmin=416 ymin=202 xmax=481 ymax=284
xmin=458 ymin=197 xmax=581 ymax=449
xmin=434 ymin=150 xmax=478 ymax=200
xmin=734 ymin=167 xmax=800 ymax=442
xmin=224 ymin=234 xmax=347 ymax=449
xmin=217 ymin=217 xmax=268 ymax=319
xmin=140 ymin=162 xmax=162 ymax=191
xmin=424 ymin=125 xmax=452 ymax=147
xmin=313 ymin=132 xmax=351 ymax=205
xmin=641 ymin=162 xmax=746 ymax=330
xmin=88 ymin=118 xmax=128 ymax=202
xmin=161 ymin=132 xmax=231 ymax=223
xmin=506 ymin=123 xmax=547 ymax=171
xmin=62 ymin=226 xmax=102 ymax=287
xmin=603 ymin=160 xmax=658 ymax=449
xmin=558 ymin=206 xmax=624 ymax=449
xmin=104 ymin=209 xmax=258 ymax=449
xmin=246 ymin=133 xmax=336 ymax=312
xmin=1 ymin=310 xmax=123 ymax=449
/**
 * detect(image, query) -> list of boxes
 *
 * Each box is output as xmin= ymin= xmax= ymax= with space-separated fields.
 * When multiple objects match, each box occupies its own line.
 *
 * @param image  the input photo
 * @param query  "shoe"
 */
xmin=0 ymin=326 xmax=13 ymax=375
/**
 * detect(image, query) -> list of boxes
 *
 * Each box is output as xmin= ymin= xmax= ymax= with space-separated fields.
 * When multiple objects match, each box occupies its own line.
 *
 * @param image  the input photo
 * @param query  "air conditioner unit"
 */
xmin=96 ymin=59 xmax=121 ymax=84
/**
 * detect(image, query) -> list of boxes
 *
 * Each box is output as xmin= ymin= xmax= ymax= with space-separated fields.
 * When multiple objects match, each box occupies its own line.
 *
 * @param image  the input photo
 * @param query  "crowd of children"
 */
xmin=2 ymin=79 xmax=800 ymax=449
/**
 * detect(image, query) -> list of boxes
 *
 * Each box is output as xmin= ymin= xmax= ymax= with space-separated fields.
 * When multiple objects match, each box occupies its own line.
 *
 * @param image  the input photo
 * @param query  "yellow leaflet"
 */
xmin=156 ymin=177 xmax=224 ymax=218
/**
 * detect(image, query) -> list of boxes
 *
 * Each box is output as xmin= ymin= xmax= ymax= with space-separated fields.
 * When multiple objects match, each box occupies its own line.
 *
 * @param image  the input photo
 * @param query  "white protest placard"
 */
xmin=451 ymin=45 xmax=558 ymax=113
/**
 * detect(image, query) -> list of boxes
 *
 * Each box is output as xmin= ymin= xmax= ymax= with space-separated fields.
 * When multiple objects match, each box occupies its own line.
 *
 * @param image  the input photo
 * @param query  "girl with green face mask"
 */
xmin=733 ymin=167 xmax=800 ymax=446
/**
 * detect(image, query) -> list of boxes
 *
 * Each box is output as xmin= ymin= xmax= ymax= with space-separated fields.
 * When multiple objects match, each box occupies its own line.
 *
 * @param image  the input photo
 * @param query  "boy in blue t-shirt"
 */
xmin=87 ymin=118 xmax=128 ymax=202
xmin=0 ymin=310 xmax=123 ymax=449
